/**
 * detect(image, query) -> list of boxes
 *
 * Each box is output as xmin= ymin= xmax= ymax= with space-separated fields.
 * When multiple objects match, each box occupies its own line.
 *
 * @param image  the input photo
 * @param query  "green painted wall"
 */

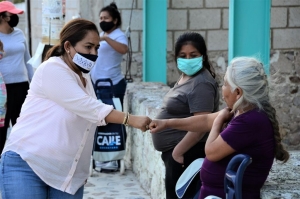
xmin=143 ymin=0 xmax=167 ymax=83
xmin=228 ymin=0 xmax=271 ymax=74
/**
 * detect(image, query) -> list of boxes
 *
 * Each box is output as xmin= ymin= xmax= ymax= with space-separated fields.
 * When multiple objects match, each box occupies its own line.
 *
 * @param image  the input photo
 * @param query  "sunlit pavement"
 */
xmin=83 ymin=169 xmax=151 ymax=199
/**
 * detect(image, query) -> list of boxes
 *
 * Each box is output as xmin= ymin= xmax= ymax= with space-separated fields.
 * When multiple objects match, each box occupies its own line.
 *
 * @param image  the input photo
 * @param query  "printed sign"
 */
xmin=94 ymin=124 xmax=125 ymax=152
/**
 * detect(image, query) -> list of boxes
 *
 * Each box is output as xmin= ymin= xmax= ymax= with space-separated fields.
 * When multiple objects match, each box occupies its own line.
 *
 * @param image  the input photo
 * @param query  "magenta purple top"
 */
xmin=200 ymin=109 xmax=275 ymax=199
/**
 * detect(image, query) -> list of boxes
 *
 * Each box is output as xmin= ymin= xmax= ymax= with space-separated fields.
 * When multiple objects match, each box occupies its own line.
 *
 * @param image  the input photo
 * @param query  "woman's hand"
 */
xmin=214 ymin=107 xmax=234 ymax=125
xmin=149 ymin=119 xmax=168 ymax=133
xmin=128 ymin=115 xmax=152 ymax=132
xmin=99 ymin=35 xmax=107 ymax=41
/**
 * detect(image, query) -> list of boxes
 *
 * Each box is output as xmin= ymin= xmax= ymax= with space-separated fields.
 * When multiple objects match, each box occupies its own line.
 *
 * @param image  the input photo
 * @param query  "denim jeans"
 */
xmin=0 ymin=151 xmax=84 ymax=199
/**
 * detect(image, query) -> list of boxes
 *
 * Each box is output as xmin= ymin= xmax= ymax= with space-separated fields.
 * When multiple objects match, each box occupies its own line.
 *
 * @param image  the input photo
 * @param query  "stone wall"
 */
xmin=123 ymin=82 xmax=170 ymax=199
xmin=124 ymin=82 xmax=300 ymax=199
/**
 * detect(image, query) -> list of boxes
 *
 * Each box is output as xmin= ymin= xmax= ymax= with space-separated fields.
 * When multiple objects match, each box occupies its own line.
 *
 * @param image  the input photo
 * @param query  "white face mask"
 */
xmin=72 ymin=52 xmax=98 ymax=73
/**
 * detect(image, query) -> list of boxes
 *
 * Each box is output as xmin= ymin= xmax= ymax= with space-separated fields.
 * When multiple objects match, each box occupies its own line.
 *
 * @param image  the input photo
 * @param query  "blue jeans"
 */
xmin=0 ymin=151 xmax=84 ymax=199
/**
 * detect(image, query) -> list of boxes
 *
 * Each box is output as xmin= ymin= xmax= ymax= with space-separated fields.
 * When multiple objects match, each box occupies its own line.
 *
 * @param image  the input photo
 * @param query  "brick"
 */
xmin=104 ymin=0 xmax=136 ymax=9
xmin=289 ymin=7 xmax=300 ymax=27
xmin=273 ymin=29 xmax=300 ymax=49
xmin=138 ymin=0 xmax=170 ymax=9
xmin=167 ymin=61 xmax=180 ymax=85
xmin=128 ymin=31 xmax=140 ymax=52
xmin=137 ymin=0 xmax=143 ymax=9
xmin=272 ymin=0 xmax=300 ymax=6
xmin=174 ymin=31 xmax=206 ymax=44
xmin=190 ymin=9 xmax=221 ymax=29
xmin=167 ymin=31 xmax=173 ymax=52
xmin=205 ymin=0 xmax=229 ymax=8
xmin=121 ymin=10 xmax=143 ymax=30
xmin=223 ymin=9 xmax=228 ymax=29
xmin=172 ymin=0 xmax=203 ymax=8
xmin=121 ymin=60 xmax=138 ymax=76
xmin=168 ymin=10 xmax=187 ymax=30
xmin=140 ymin=33 xmax=143 ymax=51
xmin=271 ymin=7 xmax=288 ymax=28
xmin=207 ymin=30 xmax=228 ymax=51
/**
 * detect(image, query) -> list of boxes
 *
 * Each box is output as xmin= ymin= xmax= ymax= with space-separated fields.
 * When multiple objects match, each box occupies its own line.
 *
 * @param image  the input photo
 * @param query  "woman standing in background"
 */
xmin=91 ymin=2 xmax=128 ymax=105
xmin=90 ymin=2 xmax=128 ymax=170
xmin=151 ymin=32 xmax=219 ymax=199
xmin=0 ymin=1 xmax=33 ymax=154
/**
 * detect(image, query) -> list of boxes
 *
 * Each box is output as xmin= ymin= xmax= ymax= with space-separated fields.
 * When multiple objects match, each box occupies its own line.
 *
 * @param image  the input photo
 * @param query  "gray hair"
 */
xmin=226 ymin=56 xmax=289 ymax=163
xmin=226 ymin=56 xmax=268 ymax=112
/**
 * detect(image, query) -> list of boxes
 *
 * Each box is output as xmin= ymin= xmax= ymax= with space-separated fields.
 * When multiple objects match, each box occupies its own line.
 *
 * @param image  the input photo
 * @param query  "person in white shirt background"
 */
xmin=90 ymin=2 xmax=129 ymax=170
xmin=91 ymin=2 xmax=128 ymax=106
xmin=0 ymin=1 xmax=34 ymax=154
xmin=0 ymin=18 xmax=151 ymax=199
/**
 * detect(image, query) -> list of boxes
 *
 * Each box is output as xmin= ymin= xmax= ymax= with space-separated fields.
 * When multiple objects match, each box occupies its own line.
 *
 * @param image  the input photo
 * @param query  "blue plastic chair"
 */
xmin=224 ymin=154 xmax=252 ymax=199
xmin=180 ymin=154 xmax=252 ymax=199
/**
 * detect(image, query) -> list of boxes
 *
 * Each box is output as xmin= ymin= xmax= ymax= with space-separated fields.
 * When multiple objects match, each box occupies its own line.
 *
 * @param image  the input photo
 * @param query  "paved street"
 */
xmin=84 ymin=169 xmax=151 ymax=199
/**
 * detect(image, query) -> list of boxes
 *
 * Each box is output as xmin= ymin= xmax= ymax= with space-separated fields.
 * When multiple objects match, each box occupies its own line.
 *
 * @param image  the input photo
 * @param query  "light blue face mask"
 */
xmin=177 ymin=56 xmax=203 ymax=76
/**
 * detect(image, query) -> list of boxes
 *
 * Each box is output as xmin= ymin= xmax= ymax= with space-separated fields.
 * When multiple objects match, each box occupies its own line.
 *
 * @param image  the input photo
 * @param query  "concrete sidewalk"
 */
xmin=84 ymin=169 xmax=151 ymax=199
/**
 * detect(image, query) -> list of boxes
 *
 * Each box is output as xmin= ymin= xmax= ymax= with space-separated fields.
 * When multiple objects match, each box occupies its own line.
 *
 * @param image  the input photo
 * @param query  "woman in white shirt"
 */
xmin=91 ymin=1 xmax=129 ymax=170
xmin=0 ymin=18 xmax=151 ymax=199
xmin=91 ymin=2 xmax=128 ymax=105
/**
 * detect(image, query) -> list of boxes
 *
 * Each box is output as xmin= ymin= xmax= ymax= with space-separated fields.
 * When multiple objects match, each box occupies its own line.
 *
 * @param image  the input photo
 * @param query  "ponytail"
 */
xmin=44 ymin=44 xmax=64 ymax=61
xmin=262 ymin=101 xmax=289 ymax=162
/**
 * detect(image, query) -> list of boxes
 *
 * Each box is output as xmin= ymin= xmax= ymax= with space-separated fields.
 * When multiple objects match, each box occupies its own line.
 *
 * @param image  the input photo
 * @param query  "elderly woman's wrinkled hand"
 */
xmin=215 ymin=107 xmax=234 ymax=124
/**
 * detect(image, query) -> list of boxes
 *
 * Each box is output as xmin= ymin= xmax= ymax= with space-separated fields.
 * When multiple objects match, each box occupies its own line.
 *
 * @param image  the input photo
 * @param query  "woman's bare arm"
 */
xmin=205 ymin=108 xmax=235 ymax=161
xmin=149 ymin=111 xmax=219 ymax=133
xmin=101 ymin=36 xmax=128 ymax=54
xmin=105 ymin=109 xmax=151 ymax=132
xmin=172 ymin=112 xmax=210 ymax=164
